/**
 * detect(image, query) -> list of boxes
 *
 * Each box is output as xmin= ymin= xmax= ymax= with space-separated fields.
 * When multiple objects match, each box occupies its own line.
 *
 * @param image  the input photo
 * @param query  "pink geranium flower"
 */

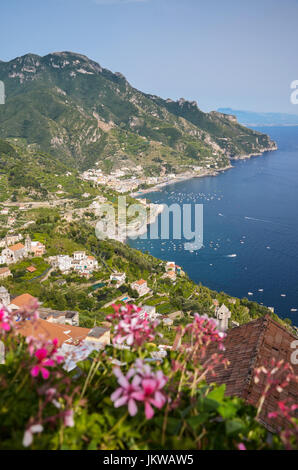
xmin=63 ymin=409 xmax=75 ymax=427
xmin=132 ymin=370 xmax=168 ymax=419
xmin=30 ymin=338 xmax=64 ymax=380
xmin=185 ymin=313 xmax=226 ymax=351
xmin=31 ymin=348 xmax=56 ymax=379
xmin=111 ymin=306 xmax=159 ymax=348
xmin=111 ymin=367 xmax=141 ymax=416
xmin=237 ymin=443 xmax=246 ymax=450
xmin=0 ymin=308 xmax=12 ymax=333
xmin=111 ymin=361 xmax=168 ymax=419
xmin=23 ymin=424 xmax=43 ymax=447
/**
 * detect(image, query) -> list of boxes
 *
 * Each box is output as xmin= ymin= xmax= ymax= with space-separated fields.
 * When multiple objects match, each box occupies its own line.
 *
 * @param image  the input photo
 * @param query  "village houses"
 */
xmin=49 ymin=251 xmax=99 ymax=277
xmin=138 ymin=305 xmax=161 ymax=321
xmin=0 ymin=234 xmax=46 ymax=265
xmin=110 ymin=272 xmax=126 ymax=287
xmin=0 ymin=267 xmax=12 ymax=280
xmin=130 ymin=279 xmax=150 ymax=297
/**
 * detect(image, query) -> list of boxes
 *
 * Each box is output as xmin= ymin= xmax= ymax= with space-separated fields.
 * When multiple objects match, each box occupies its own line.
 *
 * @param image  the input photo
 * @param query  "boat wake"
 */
xmin=244 ymin=216 xmax=271 ymax=223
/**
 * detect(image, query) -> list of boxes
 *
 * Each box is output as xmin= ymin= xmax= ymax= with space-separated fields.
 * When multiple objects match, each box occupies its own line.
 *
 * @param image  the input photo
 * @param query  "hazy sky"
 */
xmin=1 ymin=0 xmax=298 ymax=113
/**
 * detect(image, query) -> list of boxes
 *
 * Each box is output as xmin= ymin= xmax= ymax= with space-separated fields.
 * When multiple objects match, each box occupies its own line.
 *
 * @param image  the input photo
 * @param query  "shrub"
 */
xmin=0 ymin=303 xmax=297 ymax=450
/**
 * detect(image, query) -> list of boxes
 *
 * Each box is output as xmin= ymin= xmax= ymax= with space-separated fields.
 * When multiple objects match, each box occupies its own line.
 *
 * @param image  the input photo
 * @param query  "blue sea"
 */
xmin=128 ymin=127 xmax=298 ymax=326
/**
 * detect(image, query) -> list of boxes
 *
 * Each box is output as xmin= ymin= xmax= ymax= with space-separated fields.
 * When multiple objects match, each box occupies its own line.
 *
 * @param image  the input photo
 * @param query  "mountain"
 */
xmin=0 ymin=52 xmax=276 ymax=173
xmin=218 ymin=108 xmax=298 ymax=127
xmin=0 ymin=138 xmax=105 ymax=202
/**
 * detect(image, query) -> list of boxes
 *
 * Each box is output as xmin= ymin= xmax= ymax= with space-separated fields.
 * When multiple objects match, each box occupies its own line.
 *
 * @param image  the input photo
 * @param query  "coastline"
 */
xmin=131 ymin=145 xmax=277 ymax=198
xmin=125 ymin=145 xmax=278 ymax=243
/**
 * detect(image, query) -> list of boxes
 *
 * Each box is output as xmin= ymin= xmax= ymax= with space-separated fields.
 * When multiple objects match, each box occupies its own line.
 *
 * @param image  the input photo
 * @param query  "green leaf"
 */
xmin=218 ymin=402 xmax=239 ymax=419
xmin=187 ymin=413 xmax=209 ymax=431
xmin=225 ymin=419 xmax=245 ymax=435
xmin=206 ymin=384 xmax=226 ymax=403
xmin=166 ymin=417 xmax=181 ymax=435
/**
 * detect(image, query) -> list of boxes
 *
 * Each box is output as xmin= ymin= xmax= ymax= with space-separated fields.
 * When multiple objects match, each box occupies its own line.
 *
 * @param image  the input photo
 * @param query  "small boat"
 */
xmin=248 ymin=292 xmax=253 ymax=296
xmin=258 ymin=289 xmax=264 ymax=292
xmin=281 ymin=294 xmax=286 ymax=297
xmin=227 ymin=254 xmax=237 ymax=258
xmin=290 ymin=308 xmax=297 ymax=312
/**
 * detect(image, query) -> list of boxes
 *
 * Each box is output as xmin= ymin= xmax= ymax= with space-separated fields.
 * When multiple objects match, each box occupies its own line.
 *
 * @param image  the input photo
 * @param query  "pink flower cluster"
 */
xmin=108 ymin=304 xmax=159 ymax=348
xmin=268 ymin=401 xmax=298 ymax=450
xmin=268 ymin=400 xmax=298 ymax=420
xmin=0 ymin=307 xmax=13 ymax=334
xmin=254 ymin=358 xmax=297 ymax=397
xmin=28 ymin=337 xmax=64 ymax=380
xmin=184 ymin=313 xmax=226 ymax=351
xmin=111 ymin=359 xmax=168 ymax=419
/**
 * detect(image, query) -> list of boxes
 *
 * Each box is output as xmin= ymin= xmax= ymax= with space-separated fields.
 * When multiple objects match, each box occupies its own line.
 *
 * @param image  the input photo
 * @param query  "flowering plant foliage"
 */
xmin=184 ymin=313 xmax=226 ymax=351
xmin=0 ymin=302 xmax=297 ymax=450
xmin=111 ymin=359 xmax=168 ymax=419
xmin=254 ymin=359 xmax=298 ymax=450
xmin=108 ymin=303 xmax=159 ymax=348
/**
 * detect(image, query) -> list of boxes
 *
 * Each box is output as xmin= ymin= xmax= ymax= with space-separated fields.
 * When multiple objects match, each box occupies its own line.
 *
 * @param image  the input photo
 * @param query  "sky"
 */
xmin=1 ymin=0 xmax=298 ymax=113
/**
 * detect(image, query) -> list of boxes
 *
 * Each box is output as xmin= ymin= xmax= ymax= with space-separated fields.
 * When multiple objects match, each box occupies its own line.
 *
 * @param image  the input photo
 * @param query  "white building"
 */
xmin=86 ymin=256 xmax=98 ymax=269
xmin=0 ymin=254 xmax=7 ymax=265
xmin=0 ymin=286 xmax=10 ymax=306
xmin=215 ymin=304 xmax=231 ymax=332
xmin=73 ymin=251 xmax=86 ymax=261
xmin=110 ymin=272 xmax=126 ymax=287
xmin=165 ymin=261 xmax=176 ymax=272
xmin=57 ymin=255 xmax=73 ymax=273
xmin=130 ymin=279 xmax=150 ymax=297
xmin=139 ymin=305 xmax=160 ymax=321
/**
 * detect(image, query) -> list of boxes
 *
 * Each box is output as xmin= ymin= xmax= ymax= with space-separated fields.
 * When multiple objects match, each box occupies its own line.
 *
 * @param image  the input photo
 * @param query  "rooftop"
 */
xmin=16 ymin=318 xmax=92 ymax=347
xmin=204 ymin=315 xmax=298 ymax=431
xmin=134 ymin=279 xmax=147 ymax=286
xmin=87 ymin=326 xmax=109 ymax=339
xmin=8 ymin=243 xmax=25 ymax=252
xmin=38 ymin=307 xmax=78 ymax=320
xmin=26 ymin=266 xmax=37 ymax=273
xmin=0 ymin=267 xmax=10 ymax=274
xmin=10 ymin=293 xmax=36 ymax=309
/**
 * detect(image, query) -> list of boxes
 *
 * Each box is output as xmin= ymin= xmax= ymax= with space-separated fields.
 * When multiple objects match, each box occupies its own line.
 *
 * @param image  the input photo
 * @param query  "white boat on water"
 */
xmin=227 ymin=254 xmax=237 ymax=258
xmin=248 ymin=292 xmax=253 ymax=296
xmin=290 ymin=308 xmax=297 ymax=312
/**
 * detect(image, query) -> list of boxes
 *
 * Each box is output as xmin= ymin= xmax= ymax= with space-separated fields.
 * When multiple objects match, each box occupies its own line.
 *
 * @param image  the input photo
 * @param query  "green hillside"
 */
xmin=0 ymin=52 xmax=276 ymax=172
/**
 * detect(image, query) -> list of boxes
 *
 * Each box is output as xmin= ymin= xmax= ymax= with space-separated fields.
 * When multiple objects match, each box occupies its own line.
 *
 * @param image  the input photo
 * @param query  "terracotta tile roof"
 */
xmin=26 ymin=266 xmax=37 ymax=273
xmin=134 ymin=279 xmax=146 ymax=286
xmin=8 ymin=243 xmax=25 ymax=252
xmin=204 ymin=315 xmax=298 ymax=431
xmin=167 ymin=271 xmax=176 ymax=277
xmin=0 ymin=267 xmax=10 ymax=275
xmin=16 ymin=318 xmax=91 ymax=347
xmin=10 ymin=293 xmax=36 ymax=308
xmin=166 ymin=262 xmax=175 ymax=268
